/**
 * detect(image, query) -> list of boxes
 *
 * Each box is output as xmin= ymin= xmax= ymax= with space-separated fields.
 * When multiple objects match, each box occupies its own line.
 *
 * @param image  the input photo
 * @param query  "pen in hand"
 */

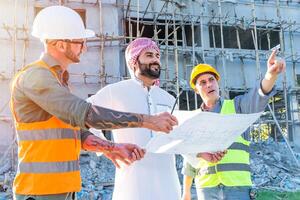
xmin=170 ymin=90 xmax=183 ymax=114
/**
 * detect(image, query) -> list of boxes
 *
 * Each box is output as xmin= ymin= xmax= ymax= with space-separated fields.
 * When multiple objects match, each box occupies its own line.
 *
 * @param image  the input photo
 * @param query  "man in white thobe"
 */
xmin=88 ymin=37 xmax=181 ymax=200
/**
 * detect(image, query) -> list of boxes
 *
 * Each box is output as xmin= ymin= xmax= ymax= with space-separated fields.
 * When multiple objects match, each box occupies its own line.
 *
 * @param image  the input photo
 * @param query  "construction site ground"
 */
xmin=0 ymin=138 xmax=300 ymax=200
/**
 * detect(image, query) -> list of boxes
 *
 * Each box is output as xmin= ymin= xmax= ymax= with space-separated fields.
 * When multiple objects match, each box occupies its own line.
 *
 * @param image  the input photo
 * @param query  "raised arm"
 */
xmin=234 ymin=50 xmax=285 ymax=114
xmin=261 ymin=49 xmax=286 ymax=94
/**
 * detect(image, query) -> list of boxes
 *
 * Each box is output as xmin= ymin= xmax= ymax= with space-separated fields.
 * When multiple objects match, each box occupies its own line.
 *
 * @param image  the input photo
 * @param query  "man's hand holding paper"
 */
xmin=145 ymin=110 xmax=262 ymax=154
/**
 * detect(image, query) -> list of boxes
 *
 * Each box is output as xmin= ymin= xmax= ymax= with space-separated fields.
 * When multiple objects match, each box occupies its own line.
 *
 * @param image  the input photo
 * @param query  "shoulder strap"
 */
xmin=220 ymin=99 xmax=236 ymax=114
xmin=10 ymin=60 xmax=62 ymax=122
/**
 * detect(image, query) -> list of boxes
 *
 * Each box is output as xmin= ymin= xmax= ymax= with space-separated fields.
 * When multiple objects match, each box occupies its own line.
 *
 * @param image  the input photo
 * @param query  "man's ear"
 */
xmin=132 ymin=62 xmax=138 ymax=72
xmin=56 ymin=41 xmax=66 ymax=52
xmin=194 ymin=87 xmax=200 ymax=94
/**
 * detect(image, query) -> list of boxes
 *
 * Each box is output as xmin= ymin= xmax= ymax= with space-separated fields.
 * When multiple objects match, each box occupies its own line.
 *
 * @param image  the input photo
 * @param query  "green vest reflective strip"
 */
xmin=195 ymin=99 xmax=252 ymax=188
xmin=229 ymin=142 xmax=249 ymax=153
xmin=205 ymin=163 xmax=251 ymax=175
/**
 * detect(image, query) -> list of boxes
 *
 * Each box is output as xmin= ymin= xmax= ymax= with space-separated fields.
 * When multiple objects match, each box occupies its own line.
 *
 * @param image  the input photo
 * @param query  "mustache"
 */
xmin=137 ymin=59 xmax=161 ymax=69
xmin=149 ymin=62 xmax=161 ymax=68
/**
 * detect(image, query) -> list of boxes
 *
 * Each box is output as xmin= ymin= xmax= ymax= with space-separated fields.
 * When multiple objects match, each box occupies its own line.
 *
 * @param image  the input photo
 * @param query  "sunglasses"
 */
xmin=56 ymin=39 xmax=86 ymax=49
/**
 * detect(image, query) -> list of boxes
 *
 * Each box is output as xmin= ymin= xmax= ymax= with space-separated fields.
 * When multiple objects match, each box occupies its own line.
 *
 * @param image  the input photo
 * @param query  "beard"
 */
xmin=137 ymin=60 xmax=161 ymax=79
xmin=65 ymin=43 xmax=80 ymax=63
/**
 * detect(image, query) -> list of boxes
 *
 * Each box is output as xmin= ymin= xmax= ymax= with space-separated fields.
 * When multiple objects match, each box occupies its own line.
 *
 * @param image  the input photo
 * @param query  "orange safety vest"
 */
xmin=10 ymin=60 xmax=82 ymax=195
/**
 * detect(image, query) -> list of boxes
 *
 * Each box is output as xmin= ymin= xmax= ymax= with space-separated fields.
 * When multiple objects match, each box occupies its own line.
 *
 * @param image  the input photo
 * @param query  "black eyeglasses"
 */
xmin=48 ymin=39 xmax=87 ymax=51
xmin=57 ymin=39 xmax=86 ymax=48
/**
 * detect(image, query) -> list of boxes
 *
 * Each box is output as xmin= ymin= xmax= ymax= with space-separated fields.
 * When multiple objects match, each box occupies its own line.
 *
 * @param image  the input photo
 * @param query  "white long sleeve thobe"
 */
xmin=87 ymin=79 xmax=181 ymax=200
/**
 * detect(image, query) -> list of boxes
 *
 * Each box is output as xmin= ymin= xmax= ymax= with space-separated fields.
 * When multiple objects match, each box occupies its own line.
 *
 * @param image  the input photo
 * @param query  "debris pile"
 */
xmin=250 ymin=138 xmax=300 ymax=192
xmin=1 ymin=139 xmax=300 ymax=199
xmin=79 ymin=152 xmax=115 ymax=200
xmin=79 ymin=154 xmax=189 ymax=200
xmin=0 ymin=155 xmax=14 ymax=200
xmin=0 ymin=171 xmax=15 ymax=200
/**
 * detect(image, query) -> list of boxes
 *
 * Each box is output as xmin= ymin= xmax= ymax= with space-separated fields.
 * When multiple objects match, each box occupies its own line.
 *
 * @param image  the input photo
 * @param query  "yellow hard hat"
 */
xmin=190 ymin=64 xmax=220 ymax=89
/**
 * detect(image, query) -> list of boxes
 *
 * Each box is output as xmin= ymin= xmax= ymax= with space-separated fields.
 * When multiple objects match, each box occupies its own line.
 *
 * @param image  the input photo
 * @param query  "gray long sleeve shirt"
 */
xmin=182 ymin=82 xmax=276 ymax=177
xmin=12 ymin=53 xmax=142 ymax=135
xmin=12 ymin=53 xmax=90 ymax=128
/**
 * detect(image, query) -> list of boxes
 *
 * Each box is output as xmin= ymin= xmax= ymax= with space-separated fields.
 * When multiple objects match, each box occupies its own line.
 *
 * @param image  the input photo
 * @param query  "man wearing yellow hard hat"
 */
xmin=181 ymin=50 xmax=285 ymax=200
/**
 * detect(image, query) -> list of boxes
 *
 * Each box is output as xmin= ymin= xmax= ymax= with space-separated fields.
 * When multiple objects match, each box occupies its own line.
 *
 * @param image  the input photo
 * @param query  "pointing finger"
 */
xmin=268 ymin=50 xmax=277 ymax=64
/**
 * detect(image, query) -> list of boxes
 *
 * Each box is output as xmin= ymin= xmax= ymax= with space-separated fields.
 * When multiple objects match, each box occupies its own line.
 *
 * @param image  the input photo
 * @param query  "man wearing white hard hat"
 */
xmin=88 ymin=37 xmax=181 ymax=200
xmin=11 ymin=6 xmax=178 ymax=200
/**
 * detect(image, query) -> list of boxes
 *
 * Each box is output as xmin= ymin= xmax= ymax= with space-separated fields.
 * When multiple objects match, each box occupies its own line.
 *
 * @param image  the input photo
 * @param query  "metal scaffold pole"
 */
xmin=22 ymin=0 xmax=30 ymax=69
xmin=12 ymin=0 xmax=18 ymax=75
xmin=164 ymin=12 xmax=169 ymax=90
xmin=217 ymin=0 xmax=228 ymax=98
xmin=200 ymin=13 xmax=205 ymax=63
xmin=136 ymin=0 xmax=140 ymax=37
xmin=99 ymin=0 xmax=105 ymax=87
xmin=275 ymin=0 xmax=290 ymax=142
xmin=172 ymin=9 xmax=180 ymax=107
xmin=289 ymin=22 xmax=296 ymax=86
xmin=251 ymin=0 xmax=262 ymax=80
xmin=191 ymin=17 xmax=198 ymax=109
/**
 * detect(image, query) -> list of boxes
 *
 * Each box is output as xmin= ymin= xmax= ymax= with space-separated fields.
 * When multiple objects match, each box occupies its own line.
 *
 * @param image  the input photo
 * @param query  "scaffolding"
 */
xmin=1 ymin=0 xmax=300 ymax=160
xmin=121 ymin=0 xmax=300 ymax=149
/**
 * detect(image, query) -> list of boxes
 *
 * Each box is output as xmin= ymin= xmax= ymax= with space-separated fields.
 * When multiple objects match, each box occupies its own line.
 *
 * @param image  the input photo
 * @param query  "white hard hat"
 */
xmin=32 ymin=6 xmax=95 ymax=40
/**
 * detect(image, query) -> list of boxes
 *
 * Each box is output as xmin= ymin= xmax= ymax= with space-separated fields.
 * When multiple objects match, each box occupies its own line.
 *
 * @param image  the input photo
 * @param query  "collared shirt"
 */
xmin=182 ymin=81 xmax=277 ymax=178
xmin=12 ymin=53 xmax=90 ymax=128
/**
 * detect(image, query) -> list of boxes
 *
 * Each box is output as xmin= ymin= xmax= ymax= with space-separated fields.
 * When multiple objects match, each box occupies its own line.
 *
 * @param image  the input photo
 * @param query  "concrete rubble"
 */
xmin=78 ymin=152 xmax=115 ymax=200
xmin=0 ymin=170 xmax=14 ymax=200
xmin=250 ymin=138 xmax=300 ymax=192
xmin=0 ymin=138 xmax=300 ymax=199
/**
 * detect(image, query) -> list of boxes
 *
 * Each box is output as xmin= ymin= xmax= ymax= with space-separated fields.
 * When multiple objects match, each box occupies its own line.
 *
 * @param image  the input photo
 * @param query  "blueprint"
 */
xmin=146 ymin=110 xmax=262 ymax=154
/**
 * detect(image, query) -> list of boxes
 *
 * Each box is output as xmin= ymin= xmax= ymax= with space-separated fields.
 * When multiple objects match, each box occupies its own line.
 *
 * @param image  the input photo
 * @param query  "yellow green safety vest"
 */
xmin=194 ymin=99 xmax=252 ymax=188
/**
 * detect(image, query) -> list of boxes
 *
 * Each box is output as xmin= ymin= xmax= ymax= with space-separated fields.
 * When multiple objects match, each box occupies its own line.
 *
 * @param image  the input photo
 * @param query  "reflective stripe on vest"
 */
xmin=19 ymin=160 xmax=80 ymax=173
xmin=229 ymin=142 xmax=249 ymax=153
xmin=18 ymin=128 xmax=80 ymax=141
xmin=11 ymin=60 xmax=82 ymax=195
xmin=195 ymin=99 xmax=252 ymax=188
xmin=204 ymin=163 xmax=251 ymax=175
